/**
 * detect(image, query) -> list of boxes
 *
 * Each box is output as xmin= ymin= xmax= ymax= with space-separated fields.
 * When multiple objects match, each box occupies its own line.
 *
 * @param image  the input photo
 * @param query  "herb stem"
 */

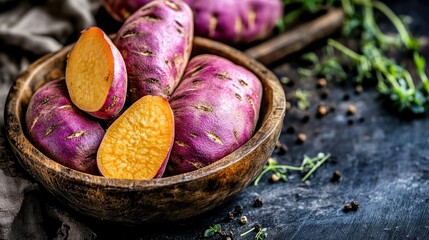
xmin=372 ymin=1 xmax=415 ymax=50
xmin=362 ymin=3 xmax=398 ymax=46
xmin=254 ymin=153 xmax=330 ymax=186
xmin=254 ymin=167 xmax=274 ymax=186
xmin=240 ymin=227 xmax=255 ymax=237
xmin=414 ymin=52 xmax=429 ymax=94
xmin=403 ymin=70 xmax=416 ymax=93
xmin=341 ymin=0 xmax=354 ymax=16
xmin=327 ymin=39 xmax=362 ymax=62
xmin=302 ymin=153 xmax=330 ymax=181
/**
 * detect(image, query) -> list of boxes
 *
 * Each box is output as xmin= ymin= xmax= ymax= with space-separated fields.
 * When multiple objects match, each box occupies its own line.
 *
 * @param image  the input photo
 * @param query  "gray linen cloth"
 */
xmin=0 ymin=0 xmax=99 ymax=239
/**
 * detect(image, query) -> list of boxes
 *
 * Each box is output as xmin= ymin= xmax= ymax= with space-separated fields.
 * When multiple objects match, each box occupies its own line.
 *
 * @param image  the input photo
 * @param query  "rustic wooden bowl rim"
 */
xmin=6 ymin=36 xmax=286 ymax=190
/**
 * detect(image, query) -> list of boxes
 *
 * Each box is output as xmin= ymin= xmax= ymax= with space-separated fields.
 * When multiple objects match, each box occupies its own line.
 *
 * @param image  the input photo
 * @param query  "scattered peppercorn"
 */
xmin=343 ymin=93 xmax=350 ymax=101
xmin=301 ymin=114 xmax=310 ymax=123
xmin=354 ymin=85 xmax=363 ymax=94
xmin=329 ymin=103 xmax=336 ymax=112
xmin=358 ymin=116 xmax=365 ymax=123
xmin=347 ymin=118 xmax=354 ymax=125
xmin=317 ymin=105 xmax=328 ymax=118
xmin=275 ymin=140 xmax=288 ymax=155
xmin=343 ymin=203 xmax=352 ymax=212
xmin=347 ymin=104 xmax=357 ymax=115
xmin=240 ymin=216 xmax=248 ymax=224
xmin=320 ymin=90 xmax=330 ymax=99
xmin=270 ymin=173 xmax=280 ymax=183
xmin=223 ymin=232 xmax=233 ymax=240
xmin=226 ymin=211 xmax=235 ymax=221
xmin=343 ymin=201 xmax=360 ymax=212
xmin=286 ymin=125 xmax=297 ymax=134
xmin=254 ymin=223 xmax=262 ymax=232
xmin=331 ymin=170 xmax=342 ymax=182
xmin=351 ymin=201 xmax=360 ymax=211
xmin=296 ymin=133 xmax=307 ymax=144
xmin=234 ymin=205 xmax=243 ymax=214
xmin=316 ymin=78 xmax=327 ymax=88
xmin=254 ymin=197 xmax=263 ymax=208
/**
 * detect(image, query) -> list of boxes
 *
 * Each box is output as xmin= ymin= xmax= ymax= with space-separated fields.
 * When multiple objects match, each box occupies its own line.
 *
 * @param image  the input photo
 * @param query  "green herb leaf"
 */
xmin=254 ymin=153 xmax=331 ymax=186
xmin=204 ymin=224 xmax=221 ymax=238
xmin=256 ymin=228 xmax=268 ymax=240
xmin=295 ymin=89 xmax=310 ymax=110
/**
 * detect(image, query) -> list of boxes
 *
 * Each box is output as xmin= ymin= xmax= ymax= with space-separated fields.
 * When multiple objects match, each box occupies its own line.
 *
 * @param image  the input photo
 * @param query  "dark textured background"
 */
xmin=1 ymin=0 xmax=429 ymax=239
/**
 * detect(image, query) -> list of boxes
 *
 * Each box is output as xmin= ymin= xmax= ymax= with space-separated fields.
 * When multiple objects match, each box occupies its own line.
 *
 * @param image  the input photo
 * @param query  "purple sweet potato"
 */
xmin=168 ymin=54 xmax=263 ymax=174
xmin=25 ymin=79 xmax=105 ymax=175
xmin=102 ymin=0 xmax=283 ymax=44
xmin=114 ymin=0 xmax=194 ymax=103
xmin=100 ymin=0 xmax=152 ymax=22
xmin=188 ymin=0 xmax=283 ymax=43
xmin=65 ymin=26 xmax=127 ymax=120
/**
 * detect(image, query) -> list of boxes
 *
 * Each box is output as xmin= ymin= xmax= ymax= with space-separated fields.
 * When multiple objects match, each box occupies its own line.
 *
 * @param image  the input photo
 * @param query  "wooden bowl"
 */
xmin=4 ymin=37 xmax=286 ymax=224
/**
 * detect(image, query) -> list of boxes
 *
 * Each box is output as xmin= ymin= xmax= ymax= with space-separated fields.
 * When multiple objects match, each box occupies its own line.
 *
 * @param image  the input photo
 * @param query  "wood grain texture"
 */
xmin=4 ymin=37 xmax=286 ymax=224
xmin=245 ymin=8 xmax=345 ymax=65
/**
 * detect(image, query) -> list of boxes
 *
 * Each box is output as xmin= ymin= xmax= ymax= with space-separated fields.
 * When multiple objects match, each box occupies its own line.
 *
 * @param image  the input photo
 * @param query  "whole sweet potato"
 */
xmin=25 ymin=79 xmax=105 ymax=175
xmin=114 ymin=0 xmax=193 ymax=103
xmin=188 ymin=0 xmax=283 ymax=43
xmin=168 ymin=54 xmax=262 ymax=174
xmin=102 ymin=0 xmax=283 ymax=44
xmin=100 ymin=0 xmax=152 ymax=22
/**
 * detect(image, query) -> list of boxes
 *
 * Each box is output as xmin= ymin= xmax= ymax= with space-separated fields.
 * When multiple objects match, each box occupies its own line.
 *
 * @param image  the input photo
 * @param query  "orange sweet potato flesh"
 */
xmin=97 ymin=95 xmax=174 ymax=179
xmin=65 ymin=26 xmax=127 ymax=120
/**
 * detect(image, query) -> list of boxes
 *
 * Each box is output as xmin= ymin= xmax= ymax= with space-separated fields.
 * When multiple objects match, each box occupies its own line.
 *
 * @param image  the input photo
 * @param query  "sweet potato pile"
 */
xmin=101 ymin=0 xmax=284 ymax=44
xmin=25 ymin=0 xmax=263 ymax=179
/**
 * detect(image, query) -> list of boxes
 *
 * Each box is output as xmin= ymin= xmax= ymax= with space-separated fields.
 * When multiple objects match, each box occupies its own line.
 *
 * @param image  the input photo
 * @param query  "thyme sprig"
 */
xmin=279 ymin=0 xmax=429 ymax=114
xmin=254 ymin=153 xmax=331 ymax=186
xmin=240 ymin=225 xmax=268 ymax=240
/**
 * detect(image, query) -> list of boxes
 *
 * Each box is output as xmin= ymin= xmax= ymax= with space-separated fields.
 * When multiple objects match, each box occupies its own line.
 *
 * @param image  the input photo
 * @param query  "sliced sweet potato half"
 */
xmin=66 ymin=26 xmax=127 ymax=120
xmin=97 ymin=95 xmax=174 ymax=179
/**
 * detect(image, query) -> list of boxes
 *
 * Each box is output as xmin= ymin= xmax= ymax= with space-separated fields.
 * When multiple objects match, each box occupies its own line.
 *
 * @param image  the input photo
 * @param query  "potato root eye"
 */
xmin=97 ymin=95 xmax=175 ymax=179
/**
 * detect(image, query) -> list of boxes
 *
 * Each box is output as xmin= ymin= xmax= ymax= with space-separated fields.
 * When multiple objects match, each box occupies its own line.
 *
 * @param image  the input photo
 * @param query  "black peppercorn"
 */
xmin=234 ymin=205 xmax=243 ymax=214
xmin=351 ymin=201 xmax=360 ymax=211
xmin=226 ymin=211 xmax=234 ymax=221
xmin=343 ymin=203 xmax=352 ymax=212
xmin=254 ymin=223 xmax=262 ymax=232
xmin=331 ymin=170 xmax=342 ymax=182
xmin=254 ymin=197 xmax=263 ymax=208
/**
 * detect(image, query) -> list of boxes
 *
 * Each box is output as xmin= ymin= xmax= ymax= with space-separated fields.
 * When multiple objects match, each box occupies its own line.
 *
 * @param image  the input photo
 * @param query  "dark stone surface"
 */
xmin=1 ymin=0 xmax=429 ymax=239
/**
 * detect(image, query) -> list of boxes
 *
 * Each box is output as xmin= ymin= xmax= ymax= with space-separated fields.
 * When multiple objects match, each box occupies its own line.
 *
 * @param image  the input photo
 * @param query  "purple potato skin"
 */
xmin=188 ymin=0 xmax=283 ymax=44
xmin=168 ymin=54 xmax=263 ymax=174
xmin=102 ymin=0 xmax=283 ymax=44
xmin=25 ymin=79 xmax=105 ymax=175
xmin=100 ymin=0 xmax=152 ymax=22
xmin=114 ymin=0 xmax=194 ymax=103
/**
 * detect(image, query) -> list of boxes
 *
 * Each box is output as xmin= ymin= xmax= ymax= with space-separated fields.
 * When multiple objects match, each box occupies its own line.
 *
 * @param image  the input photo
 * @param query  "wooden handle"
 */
xmin=245 ymin=8 xmax=345 ymax=65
